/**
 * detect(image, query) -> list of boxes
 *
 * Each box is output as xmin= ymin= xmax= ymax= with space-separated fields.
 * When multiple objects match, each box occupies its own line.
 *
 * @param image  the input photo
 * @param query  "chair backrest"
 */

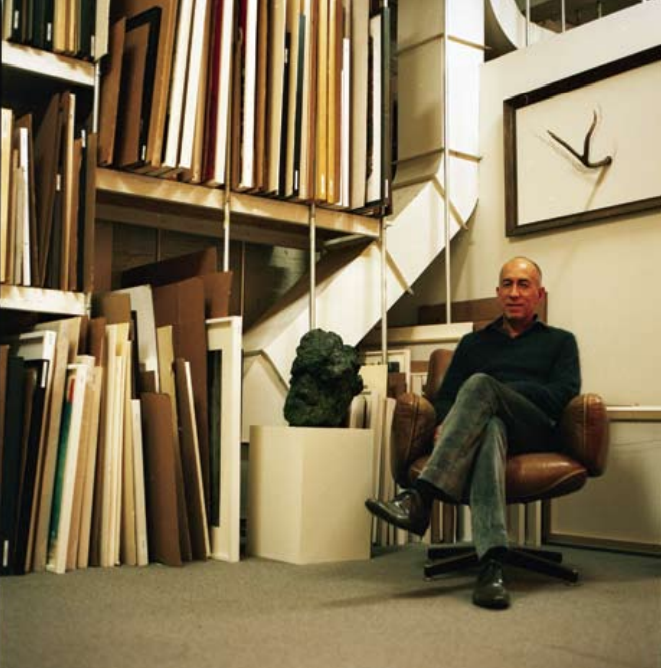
xmin=424 ymin=348 xmax=454 ymax=402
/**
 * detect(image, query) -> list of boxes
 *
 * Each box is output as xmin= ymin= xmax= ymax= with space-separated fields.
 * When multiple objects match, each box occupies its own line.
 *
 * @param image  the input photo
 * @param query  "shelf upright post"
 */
xmin=442 ymin=1 xmax=452 ymax=325
xmin=380 ymin=215 xmax=388 ymax=365
xmin=223 ymin=184 xmax=231 ymax=273
xmin=223 ymin=62 xmax=232 ymax=273
xmin=93 ymin=61 xmax=101 ymax=133
xmin=525 ymin=0 xmax=531 ymax=46
xmin=221 ymin=15 xmax=238 ymax=275
xmin=309 ymin=202 xmax=317 ymax=330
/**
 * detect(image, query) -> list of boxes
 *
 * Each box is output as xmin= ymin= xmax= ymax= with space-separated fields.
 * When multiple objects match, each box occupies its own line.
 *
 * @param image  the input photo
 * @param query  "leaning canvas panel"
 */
xmin=237 ymin=0 xmax=259 ymax=189
xmin=46 ymin=363 xmax=90 ymax=574
xmin=3 ymin=330 xmax=57 ymax=570
xmin=11 ymin=361 xmax=45 ymax=575
xmin=283 ymin=0 xmax=302 ymax=197
xmin=339 ymin=34 xmax=351 ymax=208
xmin=120 ymin=343 xmax=137 ymax=567
xmin=206 ymin=317 xmax=242 ymax=563
xmin=349 ymin=0 xmax=369 ymax=210
xmin=65 ymin=355 xmax=96 ymax=571
xmin=266 ymin=0 xmax=288 ymax=194
xmin=0 ymin=356 xmax=26 ymax=576
xmin=252 ymin=0 xmax=269 ymax=192
xmin=77 ymin=365 xmax=104 ymax=568
xmin=98 ymin=18 xmax=126 ymax=167
xmin=139 ymin=392 xmax=183 ymax=567
xmin=115 ymin=284 xmax=160 ymax=392
xmin=181 ymin=0 xmax=213 ymax=185
xmin=298 ymin=0 xmax=317 ymax=200
xmin=113 ymin=0 xmax=179 ymax=171
xmin=174 ymin=358 xmax=210 ymax=560
xmin=109 ymin=335 xmax=130 ymax=567
xmin=179 ymin=0 xmax=210 ymax=171
xmin=59 ymin=91 xmax=76 ymax=291
xmin=365 ymin=12 xmax=382 ymax=206
xmin=114 ymin=8 xmax=162 ymax=169
xmin=98 ymin=322 xmax=129 ymax=568
xmin=315 ymin=0 xmax=329 ymax=202
xmin=204 ymin=0 xmax=235 ymax=186
xmin=13 ymin=123 xmax=31 ymax=286
xmin=1 ymin=108 xmax=12 ymax=283
xmin=31 ymin=317 xmax=81 ymax=571
xmin=130 ymin=399 xmax=149 ymax=566
xmin=15 ymin=114 xmax=37 ymax=288
xmin=161 ymin=0 xmax=194 ymax=171
xmin=155 ymin=325 xmax=193 ymax=563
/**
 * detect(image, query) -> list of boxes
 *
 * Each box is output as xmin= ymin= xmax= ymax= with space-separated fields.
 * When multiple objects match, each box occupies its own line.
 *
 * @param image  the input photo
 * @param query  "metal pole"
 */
xmin=561 ymin=0 xmax=566 ymax=32
xmin=223 ymin=192 xmax=231 ymax=273
xmin=93 ymin=62 xmax=101 ymax=133
xmin=380 ymin=219 xmax=388 ymax=364
xmin=525 ymin=0 xmax=531 ymax=46
xmin=442 ymin=2 xmax=451 ymax=325
xmin=309 ymin=203 xmax=317 ymax=330
xmin=222 ymin=20 xmax=237 ymax=273
xmin=240 ymin=241 xmax=246 ymax=317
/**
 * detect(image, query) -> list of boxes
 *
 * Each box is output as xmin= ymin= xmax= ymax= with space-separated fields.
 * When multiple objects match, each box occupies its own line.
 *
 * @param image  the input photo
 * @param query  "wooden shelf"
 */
xmin=1 ymin=41 xmax=95 ymax=87
xmin=606 ymin=406 xmax=661 ymax=421
xmin=0 ymin=285 xmax=87 ymax=316
xmin=96 ymin=169 xmax=381 ymax=247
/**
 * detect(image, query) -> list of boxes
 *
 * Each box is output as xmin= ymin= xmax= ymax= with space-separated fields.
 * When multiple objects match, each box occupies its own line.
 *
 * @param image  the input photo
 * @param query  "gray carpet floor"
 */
xmin=1 ymin=544 xmax=659 ymax=668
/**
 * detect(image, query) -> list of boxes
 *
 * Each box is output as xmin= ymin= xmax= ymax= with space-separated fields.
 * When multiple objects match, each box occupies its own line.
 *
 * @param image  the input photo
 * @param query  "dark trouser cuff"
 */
xmin=415 ymin=478 xmax=460 ymax=506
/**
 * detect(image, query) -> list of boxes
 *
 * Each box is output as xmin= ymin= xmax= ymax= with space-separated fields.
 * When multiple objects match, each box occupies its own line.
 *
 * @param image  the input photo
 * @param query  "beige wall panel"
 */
xmin=550 ymin=421 xmax=661 ymax=548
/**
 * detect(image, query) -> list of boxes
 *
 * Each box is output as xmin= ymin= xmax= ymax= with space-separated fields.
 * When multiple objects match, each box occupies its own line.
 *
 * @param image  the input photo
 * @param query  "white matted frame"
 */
xmin=361 ymin=348 xmax=411 ymax=392
xmin=206 ymin=316 xmax=243 ymax=562
xmin=504 ymin=45 xmax=661 ymax=236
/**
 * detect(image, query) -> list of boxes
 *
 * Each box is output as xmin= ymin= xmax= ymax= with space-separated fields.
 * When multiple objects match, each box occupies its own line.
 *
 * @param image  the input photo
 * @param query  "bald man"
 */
xmin=366 ymin=257 xmax=581 ymax=609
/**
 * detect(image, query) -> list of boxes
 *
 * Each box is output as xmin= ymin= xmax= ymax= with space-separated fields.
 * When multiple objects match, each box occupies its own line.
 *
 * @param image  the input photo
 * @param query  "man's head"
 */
xmin=496 ymin=257 xmax=545 ymax=332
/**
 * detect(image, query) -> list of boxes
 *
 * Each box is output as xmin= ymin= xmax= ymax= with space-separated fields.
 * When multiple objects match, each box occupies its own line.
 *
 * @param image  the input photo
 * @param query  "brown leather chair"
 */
xmin=391 ymin=348 xmax=610 ymax=583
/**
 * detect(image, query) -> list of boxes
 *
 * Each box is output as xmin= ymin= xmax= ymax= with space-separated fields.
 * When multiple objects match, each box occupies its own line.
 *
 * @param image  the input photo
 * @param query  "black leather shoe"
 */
xmin=472 ymin=559 xmax=511 ymax=610
xmin=364 ymin=490 xmax=431 ymax=536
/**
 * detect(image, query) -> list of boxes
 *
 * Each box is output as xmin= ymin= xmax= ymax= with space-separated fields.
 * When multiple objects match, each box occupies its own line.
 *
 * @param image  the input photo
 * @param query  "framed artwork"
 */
xmin=360 ymin=348 xmax=411 ymax=392
xmin=207 ymin=316 xmax=243 ymax=563
xmin=503 ymin=45 xmax=661 ymax=236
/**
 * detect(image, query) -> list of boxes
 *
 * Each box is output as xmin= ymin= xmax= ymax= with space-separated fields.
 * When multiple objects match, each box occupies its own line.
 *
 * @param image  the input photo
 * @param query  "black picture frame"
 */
xmin=503 ymin=45 xmax=661 ymax=236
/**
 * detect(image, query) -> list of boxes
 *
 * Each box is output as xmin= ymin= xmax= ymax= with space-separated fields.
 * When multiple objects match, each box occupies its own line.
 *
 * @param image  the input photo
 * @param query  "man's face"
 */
xmin=496 ymin=259 xmax=545 ymax=327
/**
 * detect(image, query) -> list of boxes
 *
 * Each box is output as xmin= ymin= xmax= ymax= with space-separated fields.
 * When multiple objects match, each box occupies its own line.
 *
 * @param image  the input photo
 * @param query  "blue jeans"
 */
xmin=417 ymin=373 xmax=555 ymax=558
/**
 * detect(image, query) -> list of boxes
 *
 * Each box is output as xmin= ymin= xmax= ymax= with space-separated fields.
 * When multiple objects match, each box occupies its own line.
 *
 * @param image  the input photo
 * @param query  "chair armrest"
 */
xmin=558 ymin=393 xmax=610 ymax=477
xmin=391 ymin=392 xmax=437 ymax=488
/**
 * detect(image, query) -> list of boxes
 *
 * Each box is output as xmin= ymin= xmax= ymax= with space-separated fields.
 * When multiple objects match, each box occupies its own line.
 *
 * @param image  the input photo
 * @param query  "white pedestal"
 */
xmin=247 ymin=425 xmax=374 ymax=564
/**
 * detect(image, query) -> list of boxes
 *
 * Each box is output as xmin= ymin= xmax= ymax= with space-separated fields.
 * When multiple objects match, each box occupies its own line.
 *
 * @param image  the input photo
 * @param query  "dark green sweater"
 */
xmin=433 ymin=318 xmax=581 ymax=424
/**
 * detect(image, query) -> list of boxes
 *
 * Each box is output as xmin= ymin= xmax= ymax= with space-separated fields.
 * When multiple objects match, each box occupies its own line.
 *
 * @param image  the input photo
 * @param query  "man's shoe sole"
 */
xmin=364 ymin=498 xmax=427 ymax=537
xmin=472 ymin=593 xmax=511 ymax=610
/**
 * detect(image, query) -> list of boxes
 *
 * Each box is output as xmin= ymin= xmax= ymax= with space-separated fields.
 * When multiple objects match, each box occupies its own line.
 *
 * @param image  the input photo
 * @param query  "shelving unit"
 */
xmin=0 ymin=284 xmax=87 ymax=315
xmin=1 ymin=40 xmax=96 ymax=317
xmin=96 ymin=168 xmax=380 ymax=250
xmin=1 ymin=14 xmax=388 ymax=575
xmin=1 ymin=41 xmax=95 ymax=87
xmin=1 ymin=38 xmax=379 ymax=310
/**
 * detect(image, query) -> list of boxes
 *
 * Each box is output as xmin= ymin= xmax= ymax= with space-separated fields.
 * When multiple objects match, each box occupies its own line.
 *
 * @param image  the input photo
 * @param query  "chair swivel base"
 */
xmin=424 ymin=544 xmax=579 ymax=583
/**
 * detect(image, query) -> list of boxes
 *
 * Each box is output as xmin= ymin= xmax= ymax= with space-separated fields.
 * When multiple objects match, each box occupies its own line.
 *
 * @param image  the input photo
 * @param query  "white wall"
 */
xmin=392 ymin=2 xmax=661 ymax=406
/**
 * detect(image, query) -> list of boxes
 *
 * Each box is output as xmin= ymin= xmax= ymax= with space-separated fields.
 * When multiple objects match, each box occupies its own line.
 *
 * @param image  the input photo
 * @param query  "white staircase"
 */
xmin=242 ymin=0 xmax=485 ymax=439
xmin=485 ymin=0 xmax=553 ymax=52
